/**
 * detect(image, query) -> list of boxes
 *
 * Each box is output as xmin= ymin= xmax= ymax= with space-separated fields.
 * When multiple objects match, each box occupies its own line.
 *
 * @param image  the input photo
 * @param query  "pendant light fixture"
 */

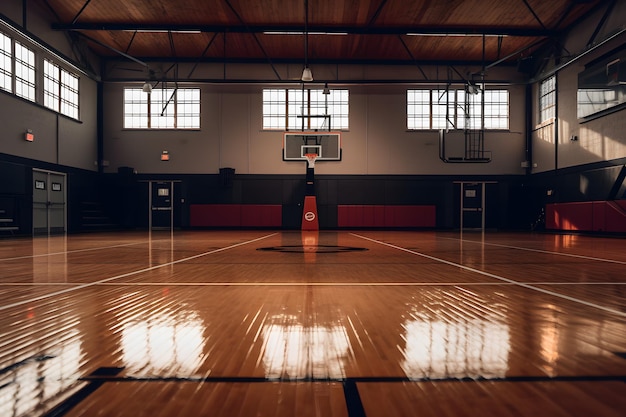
xmin=301 ymin=0 xmax=313 ymax=82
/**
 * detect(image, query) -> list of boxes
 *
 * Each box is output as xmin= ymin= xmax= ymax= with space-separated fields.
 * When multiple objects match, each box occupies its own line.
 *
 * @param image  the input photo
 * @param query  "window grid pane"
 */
xmin=263 ymin=88 xmax=349 ymax=131
xmin=407 ymin=90 xmax=430 ymax=129
xmin=14 ymin=42 xmax=35 ymax=101
xmin=539 ymin=75 xmax=555 ymax=123
xmin=263 ymin=89 xmax=286 ymax=129
xmin=60 ymin=69 xmax=79 ymax=119
xmin=124 ymin=88 xmax=149 ymax=128
xmin=0 ymin=32 xmax=11 ymax=93
xmin=123 ymin=87 xmax=200 ymax=129
xmin=151 ymin=88 xmax=176 ymax=128
xmin=43 ymin=59 xmax=60 ymax=111
xmin=408 ymin=88 xmax=509 ymax=131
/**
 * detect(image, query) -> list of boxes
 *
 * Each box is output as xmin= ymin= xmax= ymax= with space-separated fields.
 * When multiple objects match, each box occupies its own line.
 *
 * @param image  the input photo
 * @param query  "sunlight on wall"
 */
xmin=535 ymin=121 xmax=555 ymax=144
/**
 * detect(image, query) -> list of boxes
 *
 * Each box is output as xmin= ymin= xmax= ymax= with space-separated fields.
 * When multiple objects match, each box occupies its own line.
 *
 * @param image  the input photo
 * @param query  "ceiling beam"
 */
xmin=51 ymin=23 xmax=556 ymax=37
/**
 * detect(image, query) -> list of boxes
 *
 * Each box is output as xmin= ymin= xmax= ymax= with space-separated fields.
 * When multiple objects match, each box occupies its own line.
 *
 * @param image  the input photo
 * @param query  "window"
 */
xmin=0 ymin=30 xmax=81 ymax=119
xmin=44 ymin=59 xmax=80 ymax=118
xmin=14 ymin=42 xmax=35 ymax=101
xmin=60 ymin=67 xmax=79 ymax=119
xmin=123 ymin=87 xmax=200 ymax=129
xmin=43 ymin=59 xmax=60 ymax=111
xmin=482 ymin=90 xmax=509 ymax=129
xmin=407 ymin=88 xmax=509 ymax=130
xmin=539 ymin=75 xmax=555 ymax=123
xmin=263 ymin=88 xmax=349 ymax=130
xmin=0 ymin=32 xmax=11 ymax=93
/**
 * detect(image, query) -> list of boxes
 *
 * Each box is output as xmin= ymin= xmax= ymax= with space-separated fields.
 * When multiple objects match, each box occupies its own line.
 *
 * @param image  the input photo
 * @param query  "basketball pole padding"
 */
xmin=301 ymin=153 xmax=319 ymax=231
xmin=301 ymin=195 xmax=319 ymax=230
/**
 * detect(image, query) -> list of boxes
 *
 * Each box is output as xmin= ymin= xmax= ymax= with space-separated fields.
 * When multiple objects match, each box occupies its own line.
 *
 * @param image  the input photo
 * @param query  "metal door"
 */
xmin=33 ymin=169 xmax=67 ymax=235
xmin=461 ymin=182 xmax=484 ymax=230
xmin=150 ymin=181 xmax=173 ymax=230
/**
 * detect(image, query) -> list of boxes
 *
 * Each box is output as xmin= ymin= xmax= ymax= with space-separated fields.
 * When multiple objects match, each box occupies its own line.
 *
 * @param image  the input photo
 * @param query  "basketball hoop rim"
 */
xmin=304 ymin=153 xmax=318 ymax=168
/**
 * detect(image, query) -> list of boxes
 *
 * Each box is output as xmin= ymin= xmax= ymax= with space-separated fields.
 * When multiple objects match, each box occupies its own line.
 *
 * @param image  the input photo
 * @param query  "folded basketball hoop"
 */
xmin=305 ymin=153 xmax=318 ymax=168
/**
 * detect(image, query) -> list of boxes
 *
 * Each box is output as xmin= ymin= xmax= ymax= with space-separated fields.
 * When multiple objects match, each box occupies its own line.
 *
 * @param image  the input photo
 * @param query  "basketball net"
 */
xmin=305 ymin=153 xmax=318 ymax=169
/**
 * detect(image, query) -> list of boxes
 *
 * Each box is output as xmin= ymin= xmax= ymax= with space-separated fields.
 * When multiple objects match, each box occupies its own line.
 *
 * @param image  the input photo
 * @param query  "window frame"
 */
xmin=407 ymin=88 xmax=509 ymax=131
xmin=14 ymin=41 xmax=36 ymax=102
xmin=0 ymin=32 xmax=12 ymax=93
xmin=262 ymin=88 xmax=349 ymax=131
xmin=539 ymin=75 xmax=556 ymax=123
xmin=123 ymin=87 xmax=201 ymax=129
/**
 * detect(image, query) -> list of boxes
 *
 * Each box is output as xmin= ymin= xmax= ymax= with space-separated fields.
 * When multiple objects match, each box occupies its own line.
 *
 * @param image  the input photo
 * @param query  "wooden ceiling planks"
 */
xmin=35 ymin=0 xmax=606 ymax=64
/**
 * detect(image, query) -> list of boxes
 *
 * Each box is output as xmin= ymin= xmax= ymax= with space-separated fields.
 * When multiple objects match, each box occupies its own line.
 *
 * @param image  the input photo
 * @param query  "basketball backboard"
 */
xmin=283 ymin=132 xmax=341 ymax=162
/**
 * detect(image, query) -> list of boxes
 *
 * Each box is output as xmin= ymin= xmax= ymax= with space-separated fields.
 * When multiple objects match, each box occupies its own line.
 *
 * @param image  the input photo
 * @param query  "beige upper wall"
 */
xmin=102 ymin=81 xmax=528 ymax=175
xmin=531 ymin=2 xmax=626 ymax=173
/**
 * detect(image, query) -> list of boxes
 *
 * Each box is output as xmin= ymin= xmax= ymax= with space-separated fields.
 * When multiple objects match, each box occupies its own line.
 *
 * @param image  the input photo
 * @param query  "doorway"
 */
xmin=146 ymin=180 xmax=181 ymax=231
xmin=454 ymin=181 xmax=497 ymax=232
xmin=33 ymin=169 xmax=67 ymax=235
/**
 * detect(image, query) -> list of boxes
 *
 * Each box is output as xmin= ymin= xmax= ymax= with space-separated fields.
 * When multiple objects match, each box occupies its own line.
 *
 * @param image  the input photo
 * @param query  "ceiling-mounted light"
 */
xmin=142 ymin=82 xmax=153 ymax=93
xmin=301 ymin=67 xmax=313 ymax=82
xmin=301 ymin=0 xmax=313 ymax=82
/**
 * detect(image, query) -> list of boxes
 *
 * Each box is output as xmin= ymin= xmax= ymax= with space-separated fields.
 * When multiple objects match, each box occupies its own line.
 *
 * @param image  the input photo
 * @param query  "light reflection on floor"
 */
xmin=0 ymin=329 xmax=83 ymax=417
xmin=261 ymin=315 xmax=351 ymax=380
xmin=119 ymin=309 xmax=206 ymax=377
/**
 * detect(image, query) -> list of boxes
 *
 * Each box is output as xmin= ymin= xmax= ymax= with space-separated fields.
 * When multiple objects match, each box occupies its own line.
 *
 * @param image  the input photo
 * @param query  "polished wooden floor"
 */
xmin=1 ymin=230 xmax=625 ymax=416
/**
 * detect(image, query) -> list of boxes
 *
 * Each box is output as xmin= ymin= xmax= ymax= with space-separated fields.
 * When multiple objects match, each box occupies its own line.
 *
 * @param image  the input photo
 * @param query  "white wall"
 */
xmin=103 ymin=81 xmax=527 ymax=176
xmin=531 ymin=2 xmax=626 ymax=173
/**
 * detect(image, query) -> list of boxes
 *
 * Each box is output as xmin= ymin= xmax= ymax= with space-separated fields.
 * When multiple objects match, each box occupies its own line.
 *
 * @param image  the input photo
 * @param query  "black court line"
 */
xmin=343 ymin=379 xmax=367 ymax=417
xmin=42 ymin=367 xmax=124 ymax=417
xmin=77 ymin=374 xmax=626 ymax=384
xmin=42 ymin=368 xmax=626 ymax=417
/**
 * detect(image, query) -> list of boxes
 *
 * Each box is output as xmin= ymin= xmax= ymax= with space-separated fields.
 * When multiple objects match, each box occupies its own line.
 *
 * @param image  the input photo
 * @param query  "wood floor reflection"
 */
xmin=0 ymin=230 xmax=625 ymax=416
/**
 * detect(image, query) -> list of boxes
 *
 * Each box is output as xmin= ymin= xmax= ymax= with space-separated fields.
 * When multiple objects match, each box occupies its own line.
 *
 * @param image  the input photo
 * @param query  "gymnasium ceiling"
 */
xmin=37 ymin=0 xmax=610 ymax=80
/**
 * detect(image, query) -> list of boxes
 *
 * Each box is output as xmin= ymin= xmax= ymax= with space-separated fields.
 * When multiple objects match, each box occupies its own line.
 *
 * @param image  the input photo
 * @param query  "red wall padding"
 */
xmin=337 ymin=205 xmax=436 ymax=228
xmin=190 ymin=204 xmax=282 ymax=227
xmin=546 ymin=201 xmax=626 ymax=232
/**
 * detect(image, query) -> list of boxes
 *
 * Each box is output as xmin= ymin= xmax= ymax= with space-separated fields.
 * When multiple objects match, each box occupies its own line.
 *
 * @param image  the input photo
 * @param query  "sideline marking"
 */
xmin=441 ymin=236 xmax=626 ymax=265
xmin=352 ymin=233 xmax=626 ymax=318
xmin=0 ymin=233 xmax=277 ymax=312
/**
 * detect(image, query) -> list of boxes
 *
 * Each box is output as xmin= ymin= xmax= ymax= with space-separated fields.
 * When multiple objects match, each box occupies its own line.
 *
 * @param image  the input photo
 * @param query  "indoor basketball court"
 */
xmin=1 ymin=230 xmax=625 ymax=416
xmin=1 ymin=0 xmax=626 ymax=416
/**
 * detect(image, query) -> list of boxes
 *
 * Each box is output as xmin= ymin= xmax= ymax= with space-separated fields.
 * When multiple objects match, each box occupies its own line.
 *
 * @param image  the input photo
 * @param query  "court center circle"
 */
xmin=257 ymin=245 xmax=368 ymax=253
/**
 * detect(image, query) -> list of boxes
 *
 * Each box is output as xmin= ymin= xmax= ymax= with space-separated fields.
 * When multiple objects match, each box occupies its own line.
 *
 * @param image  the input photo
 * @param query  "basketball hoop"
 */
xmin=305 ymin=153 xmax=318 ymax=168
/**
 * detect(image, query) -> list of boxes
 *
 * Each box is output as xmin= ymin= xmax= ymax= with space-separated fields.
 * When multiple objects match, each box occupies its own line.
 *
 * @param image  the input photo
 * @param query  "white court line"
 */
xmin=0 ymin=233 xmax=277 ymax=312
xmin=441 ymin=236 xmax=626 ymax=265
xmin=0 ymin=240 xmax=157 ymax=262
xmin=352 ymin=233 xmax=626 ymax=318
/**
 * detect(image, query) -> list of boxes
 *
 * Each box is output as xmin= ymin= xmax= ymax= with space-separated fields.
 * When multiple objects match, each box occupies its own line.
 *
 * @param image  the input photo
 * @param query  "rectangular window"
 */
xmin=262 ymin=88 xmax=349 ymax=130
xmin=43 ymin=59 xmax=60 ymax=111
xmin=0 ymin=32 xmax=11 ymax=93
xmin=123 ymin=87 xmax=200 ymax=129
xmin=263 ymin=89 xmax=286 ymax=129
xmin=539 ymin=75 xmax=555 ymax=123
xmin=14 ymin=42 xmax=35 ymax=101
xmin=407 ymin=88 xmax=509 ymax=130
xmin=44 ymin=59 xmax=80 ymax=118
xmin=483 ymin=89 xmax=509 ymax=129
xmin=60 ymin=68 xmax=79 ymax=119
